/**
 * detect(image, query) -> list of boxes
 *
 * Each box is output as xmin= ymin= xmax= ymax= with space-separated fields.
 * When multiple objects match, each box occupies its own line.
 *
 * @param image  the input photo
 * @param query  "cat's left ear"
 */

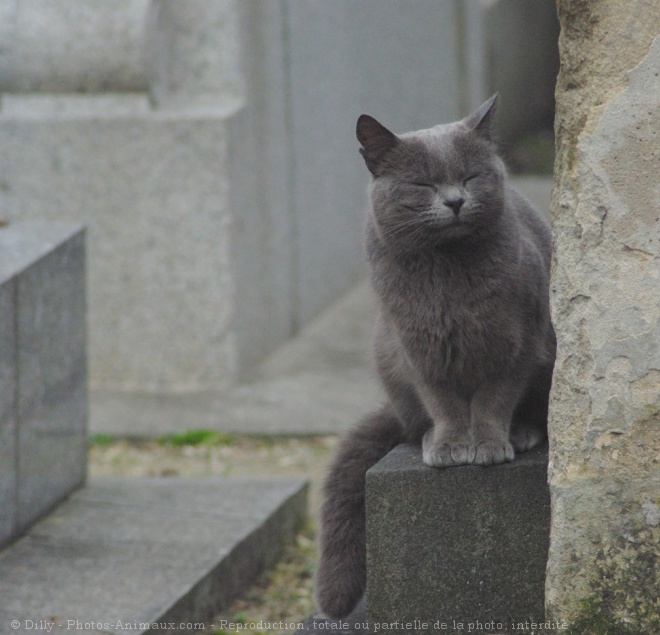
xmin=357 ymin=114 xmax=399 ymax=175
xmin=463 ymin=93 xmax=498 ymax=142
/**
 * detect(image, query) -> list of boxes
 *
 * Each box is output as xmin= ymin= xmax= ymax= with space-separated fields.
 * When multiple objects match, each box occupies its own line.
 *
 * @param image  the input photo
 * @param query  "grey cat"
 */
xmin=315 ymin=94 xmax=556 ymax=619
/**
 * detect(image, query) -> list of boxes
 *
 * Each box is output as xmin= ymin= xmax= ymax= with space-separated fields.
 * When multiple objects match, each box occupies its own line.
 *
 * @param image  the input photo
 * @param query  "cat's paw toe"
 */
xmin=473 ymin=440 xmax=514 ymax=465
xmin=510 ymin=427 xmax=546 ymax=453
xmin=423 ymin=439 xmax=476 ymax=467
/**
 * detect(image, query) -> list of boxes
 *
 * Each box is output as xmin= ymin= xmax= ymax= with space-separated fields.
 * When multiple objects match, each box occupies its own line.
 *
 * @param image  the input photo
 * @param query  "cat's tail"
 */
xmin=316 ymin=405 xmax=404 ymax=619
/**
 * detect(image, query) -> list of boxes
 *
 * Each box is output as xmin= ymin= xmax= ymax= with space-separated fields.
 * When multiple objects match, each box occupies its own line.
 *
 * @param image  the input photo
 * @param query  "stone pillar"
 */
xmin=548 ymin=1 xmax=660 ymax=630
xmin=366 ymin=445 xmax=551 ymax=634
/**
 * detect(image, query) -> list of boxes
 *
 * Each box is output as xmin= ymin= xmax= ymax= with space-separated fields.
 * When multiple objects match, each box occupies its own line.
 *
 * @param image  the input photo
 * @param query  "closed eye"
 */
xmin=409 ymin=182 xmax=437 ymax=192
xmin=463 ymin=174 xmax=479 ymax=185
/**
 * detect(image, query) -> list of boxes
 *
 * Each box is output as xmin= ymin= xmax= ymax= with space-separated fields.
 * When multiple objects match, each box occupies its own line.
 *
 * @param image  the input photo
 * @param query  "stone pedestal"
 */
xmin=366 ymin=444 xmax=550 ymax=635
xmin=0 ymin=222 xmax=87 ymax=548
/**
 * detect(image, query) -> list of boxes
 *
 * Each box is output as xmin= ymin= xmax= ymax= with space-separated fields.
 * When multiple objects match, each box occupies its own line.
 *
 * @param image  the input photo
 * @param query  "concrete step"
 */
xmin=0 ymin=476 xmax=308 ymax=635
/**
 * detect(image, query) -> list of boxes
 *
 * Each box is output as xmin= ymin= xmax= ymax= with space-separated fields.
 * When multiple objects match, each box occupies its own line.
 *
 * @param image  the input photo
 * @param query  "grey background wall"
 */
xmin=0 ymin=0 xmax=559 ymax=394
xmin=485 ymin=0 xmax=559 ymax=152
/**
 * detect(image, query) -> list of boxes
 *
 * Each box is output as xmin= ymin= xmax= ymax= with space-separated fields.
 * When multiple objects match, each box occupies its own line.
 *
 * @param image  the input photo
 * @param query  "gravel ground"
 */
xmin=89 ymin=434 xmax=339 ymax=635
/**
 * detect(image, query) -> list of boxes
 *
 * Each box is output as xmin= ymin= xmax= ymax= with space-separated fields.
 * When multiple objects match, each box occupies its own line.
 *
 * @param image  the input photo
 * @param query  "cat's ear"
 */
xmin=357 ymin=114 xmax=399 ymax=175
xmin=463 ymin=93 xmax=498 ymax=142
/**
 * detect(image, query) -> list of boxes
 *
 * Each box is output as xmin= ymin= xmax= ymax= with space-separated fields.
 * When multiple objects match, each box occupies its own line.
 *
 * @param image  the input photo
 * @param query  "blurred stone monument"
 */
xmin=0 ymin=0 xmax=559 ymax=420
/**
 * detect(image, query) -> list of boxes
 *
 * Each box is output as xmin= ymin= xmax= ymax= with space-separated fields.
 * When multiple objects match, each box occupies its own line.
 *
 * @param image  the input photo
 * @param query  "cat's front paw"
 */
xmin=422 ymin=430 xmax=476 ymax=467
xmin=473 ymin=440 xmax=514 ymax=465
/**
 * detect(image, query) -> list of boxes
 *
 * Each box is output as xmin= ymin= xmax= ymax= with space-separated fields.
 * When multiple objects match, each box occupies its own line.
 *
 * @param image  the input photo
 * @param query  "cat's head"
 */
xmin=357 ymin=94 xmax=507 ymax=249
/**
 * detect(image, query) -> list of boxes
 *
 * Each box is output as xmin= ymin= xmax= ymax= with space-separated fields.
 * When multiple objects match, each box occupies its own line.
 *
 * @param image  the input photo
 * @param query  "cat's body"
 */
xmin=316 ymin=95 xmax=556 ymax=619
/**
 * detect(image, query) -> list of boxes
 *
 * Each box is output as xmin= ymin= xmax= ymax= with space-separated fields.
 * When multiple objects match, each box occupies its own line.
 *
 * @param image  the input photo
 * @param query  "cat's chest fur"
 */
xmin=367 ymin=226 xmax=524 ymax=384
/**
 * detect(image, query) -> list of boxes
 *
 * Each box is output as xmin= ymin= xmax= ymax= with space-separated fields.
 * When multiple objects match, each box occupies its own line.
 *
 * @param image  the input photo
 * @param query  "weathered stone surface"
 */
xmin=549 ymin=1 xmax=660 ymax=628
xmin=146 ymin=0 xmax=244 ymax=112
xmin=366 ymin=444 xmax=550 ymax=634
xmin=0 ymin=0 xmax=150 ymax=94
xmin=15 ymin=228 xmax=87 ymax=530
xmin=0 ymin=0 xmax=243 ymax=104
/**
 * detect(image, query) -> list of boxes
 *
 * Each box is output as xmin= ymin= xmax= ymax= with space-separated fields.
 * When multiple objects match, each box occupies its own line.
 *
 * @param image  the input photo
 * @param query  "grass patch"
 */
xmin=88 ymin=433 xmax=115 ymax=447
xmin=158 ymin=429 xmax=236 ymax=447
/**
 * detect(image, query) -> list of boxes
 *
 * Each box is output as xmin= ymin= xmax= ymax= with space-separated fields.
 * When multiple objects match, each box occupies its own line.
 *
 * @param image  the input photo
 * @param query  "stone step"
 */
xmin=0 ymin=476 xmax=308 ymax=635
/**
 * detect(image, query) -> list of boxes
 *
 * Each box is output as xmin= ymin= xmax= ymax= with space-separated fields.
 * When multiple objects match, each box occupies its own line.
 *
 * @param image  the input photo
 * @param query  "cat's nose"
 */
xmin=444 ymin=196 xmax=465 ymax=216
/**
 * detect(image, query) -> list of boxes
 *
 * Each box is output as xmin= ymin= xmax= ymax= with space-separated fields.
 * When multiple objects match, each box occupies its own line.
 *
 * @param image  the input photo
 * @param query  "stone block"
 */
xmin=146 ymin=0 xmax=244 ymax=112
xmin=0 ymin=222 xmax=87 ymax=547
xmin=366 ymin=444 xmax=550 ymax=634
xmin=0 ymin=0 xmax=242 ymax=103
xmin=0 ymin=0 xmax=150 ymax=94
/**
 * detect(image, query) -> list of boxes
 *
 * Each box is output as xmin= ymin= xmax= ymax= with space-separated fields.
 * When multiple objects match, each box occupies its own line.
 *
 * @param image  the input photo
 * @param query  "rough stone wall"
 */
xmin=548 ymin=0 xmax=660 ymax=629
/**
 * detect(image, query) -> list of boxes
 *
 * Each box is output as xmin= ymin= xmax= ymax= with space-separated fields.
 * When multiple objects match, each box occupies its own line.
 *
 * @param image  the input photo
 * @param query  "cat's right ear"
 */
xmin=463 ymin=93 xmax=498 ymax=142
xmin=356 ymin=115 xmax=399 ymax=175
